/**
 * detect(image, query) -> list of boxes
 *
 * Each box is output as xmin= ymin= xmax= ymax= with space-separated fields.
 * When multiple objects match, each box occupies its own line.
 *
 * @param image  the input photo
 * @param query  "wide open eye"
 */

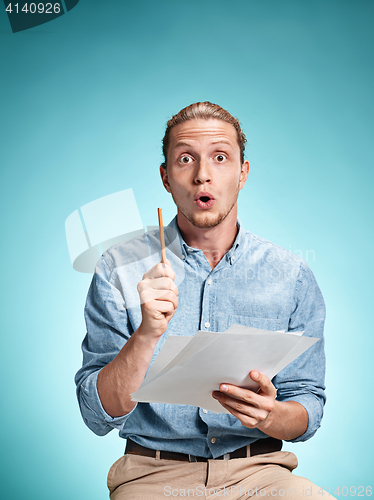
xmin=179 ymin=155 xmax=193 ymax=164
xmin=215 ymin=154 xmax=227 ymax=162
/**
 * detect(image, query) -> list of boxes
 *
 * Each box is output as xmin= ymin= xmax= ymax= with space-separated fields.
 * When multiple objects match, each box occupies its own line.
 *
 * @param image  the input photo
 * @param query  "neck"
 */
xmin=177 ymin=206 xmax=238 ymax=269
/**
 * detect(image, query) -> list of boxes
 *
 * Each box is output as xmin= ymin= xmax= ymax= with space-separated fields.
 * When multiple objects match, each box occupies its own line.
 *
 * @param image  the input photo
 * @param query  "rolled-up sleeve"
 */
xmin=273 ymin=260 xmax=326 ymax=442
xmin=77 ymin=369 xmax=137 ymax=436
xmin=74 ymin=254 xmax=137 ymax=436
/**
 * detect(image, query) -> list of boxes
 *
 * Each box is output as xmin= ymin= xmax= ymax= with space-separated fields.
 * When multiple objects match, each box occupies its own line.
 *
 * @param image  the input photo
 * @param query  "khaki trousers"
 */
xmin=107 ymin=450 xmax=332 ymax=499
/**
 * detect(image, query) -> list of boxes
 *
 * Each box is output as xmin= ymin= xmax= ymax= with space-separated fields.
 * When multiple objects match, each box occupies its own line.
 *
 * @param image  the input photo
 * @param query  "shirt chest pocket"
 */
xmin=227 ymin=314 xmax=288 ymax=331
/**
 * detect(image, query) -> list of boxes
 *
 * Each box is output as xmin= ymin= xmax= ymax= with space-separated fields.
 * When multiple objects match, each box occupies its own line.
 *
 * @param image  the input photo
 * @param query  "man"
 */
xmin=75 ymin=102 xmax=328 ymax=499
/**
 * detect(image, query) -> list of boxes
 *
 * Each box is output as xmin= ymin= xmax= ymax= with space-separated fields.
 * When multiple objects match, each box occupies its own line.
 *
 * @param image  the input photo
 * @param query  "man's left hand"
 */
xmin=212 ymin=370 xmax=277 ymax=429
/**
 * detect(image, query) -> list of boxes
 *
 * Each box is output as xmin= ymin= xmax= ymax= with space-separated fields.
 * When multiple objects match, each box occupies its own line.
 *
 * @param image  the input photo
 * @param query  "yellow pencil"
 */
xmin=158 ymin=208 xmax=167 ymax=264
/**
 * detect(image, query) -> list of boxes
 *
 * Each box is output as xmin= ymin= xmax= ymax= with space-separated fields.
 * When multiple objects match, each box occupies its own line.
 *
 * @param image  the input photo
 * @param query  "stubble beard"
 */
xmin=172 ymin=187 xmax=239 ymax=229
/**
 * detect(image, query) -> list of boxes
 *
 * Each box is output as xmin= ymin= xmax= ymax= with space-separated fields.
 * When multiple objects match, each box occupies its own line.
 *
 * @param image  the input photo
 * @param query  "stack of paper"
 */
xmin=131 ymin=325 xmax=319 ymax=414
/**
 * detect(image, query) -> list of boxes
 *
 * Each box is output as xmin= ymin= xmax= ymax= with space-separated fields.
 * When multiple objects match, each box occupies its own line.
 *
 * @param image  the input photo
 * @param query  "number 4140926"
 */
xmin=5 ymin=3 xmax=61 ymax=14
xmin=318 ymin=486 xmax=372 ymax=496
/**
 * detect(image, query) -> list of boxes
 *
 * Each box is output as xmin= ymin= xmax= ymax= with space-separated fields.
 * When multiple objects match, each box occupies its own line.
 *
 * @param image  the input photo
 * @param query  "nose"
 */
xmin=193 ymin=158 xmax=211 ymax=184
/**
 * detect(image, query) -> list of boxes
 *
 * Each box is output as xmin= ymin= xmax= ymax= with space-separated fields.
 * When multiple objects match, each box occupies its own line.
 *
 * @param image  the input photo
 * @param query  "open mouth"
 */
xmin=195 ymin=192 xmax=215 ymax=209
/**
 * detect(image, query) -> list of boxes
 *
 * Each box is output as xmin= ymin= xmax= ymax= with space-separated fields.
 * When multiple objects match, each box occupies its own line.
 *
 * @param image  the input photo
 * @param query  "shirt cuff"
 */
xmin=278 ymin=394 xmax=324 ymax=443
xmin=80 ymin=369 xmax=137 ymax=430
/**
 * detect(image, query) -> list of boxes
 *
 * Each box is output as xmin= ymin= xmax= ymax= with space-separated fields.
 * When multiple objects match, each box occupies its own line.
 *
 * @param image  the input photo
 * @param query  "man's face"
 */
xmin=160 ymin=118 xmax=249 ymax=229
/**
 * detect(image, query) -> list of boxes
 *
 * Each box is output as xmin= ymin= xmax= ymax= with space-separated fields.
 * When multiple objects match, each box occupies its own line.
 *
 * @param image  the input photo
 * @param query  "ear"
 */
xmin=160 ymin=165 xmax=171 ymax=193
xmin=239 ymin=160 xmax=250 ymax=190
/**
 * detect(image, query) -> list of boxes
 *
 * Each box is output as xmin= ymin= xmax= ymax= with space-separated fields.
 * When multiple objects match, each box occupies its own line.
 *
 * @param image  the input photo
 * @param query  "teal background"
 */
xmin=1 ymin=1 xmax=373 ymax=498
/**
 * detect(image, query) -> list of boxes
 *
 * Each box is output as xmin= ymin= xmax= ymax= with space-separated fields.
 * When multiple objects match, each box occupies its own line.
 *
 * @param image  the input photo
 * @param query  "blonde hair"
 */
xmin=161 ymin=102 xmax=247 ymax=168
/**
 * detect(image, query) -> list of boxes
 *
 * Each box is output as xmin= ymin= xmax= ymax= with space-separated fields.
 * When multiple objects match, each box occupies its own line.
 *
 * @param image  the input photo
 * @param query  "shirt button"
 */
xmin=202 ymin=409 xmax=208 ymax=414
xmin=231 ymin=256 xmax=236 ymax=262
xmin=211 ymin=437 xmax=216 ymax=444
xmin=181 ymin=255 xmax=186 ymax=260
xmin=204 ymin=322 xmax=210 ymax=329
xmin=207 ymin=278 xmax=212 ymax=285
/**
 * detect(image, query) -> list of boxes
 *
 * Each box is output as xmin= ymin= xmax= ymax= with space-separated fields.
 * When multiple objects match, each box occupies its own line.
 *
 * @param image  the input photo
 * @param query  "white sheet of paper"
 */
xmin=142 ymin=331 xmax=219 ymax=388
xmin=132 ymin=325 xmax=318 ymax=413
xmin=145 ymin=336 xmax=193 ymax=385
xmin=151 ymin=326 xmax=298 ymax=385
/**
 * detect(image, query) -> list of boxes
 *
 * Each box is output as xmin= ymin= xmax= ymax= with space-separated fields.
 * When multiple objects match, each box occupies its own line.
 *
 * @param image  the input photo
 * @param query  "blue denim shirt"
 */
xmin=75 ymin=217 xmax=326 ymax=458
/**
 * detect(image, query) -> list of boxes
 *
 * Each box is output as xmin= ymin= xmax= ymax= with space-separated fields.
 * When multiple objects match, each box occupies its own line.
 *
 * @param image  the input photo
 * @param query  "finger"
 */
xmin=143 ymin=298 xmax=177 ymax=316
xmin=214 ymin=399 xmax=264 ymax=428
xmin=137 ymin=276 xmax=178 ymax=296
xmin=140 ymin=289 xmax=179 ymax=309
xmin=216 ymin=384 xmax=261 ymax=405
xmin=213 ymin=387 xmax=265 ymax=410
xmin=144 ymin=261 xmax=176 ymax=281
xmin=213 ymin=389 xmax=274 ymax=414
xmin=213 ymin=391 xmax=271 ymax=420
xmin=144 ymin=277 xmax=179 ymax=296
xmin=250 ymin=371 xmax=276 ymax=397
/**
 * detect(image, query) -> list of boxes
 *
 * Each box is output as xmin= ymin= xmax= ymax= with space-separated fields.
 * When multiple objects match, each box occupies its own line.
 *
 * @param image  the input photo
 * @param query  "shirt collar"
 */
xmin=166 ymin=216 xmax=244 ymax=264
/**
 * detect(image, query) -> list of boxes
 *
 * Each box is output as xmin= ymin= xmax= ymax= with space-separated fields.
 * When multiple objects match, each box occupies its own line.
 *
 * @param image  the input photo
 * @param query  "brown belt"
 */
xmin=125 ymin=437 xmax=282 ymax=462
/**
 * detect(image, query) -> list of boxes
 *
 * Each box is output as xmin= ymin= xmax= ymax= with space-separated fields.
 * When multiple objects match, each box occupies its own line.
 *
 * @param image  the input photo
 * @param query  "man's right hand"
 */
xmin=137 ymin=259 xmax=179 ymax=339
xmin=97 ymin=258 xmax=178 ymax=417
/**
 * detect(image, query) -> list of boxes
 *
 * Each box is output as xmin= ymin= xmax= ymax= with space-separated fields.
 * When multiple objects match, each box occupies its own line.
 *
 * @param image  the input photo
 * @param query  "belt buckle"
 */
xmin=188 ymin=455 xmax=197 ymax=462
